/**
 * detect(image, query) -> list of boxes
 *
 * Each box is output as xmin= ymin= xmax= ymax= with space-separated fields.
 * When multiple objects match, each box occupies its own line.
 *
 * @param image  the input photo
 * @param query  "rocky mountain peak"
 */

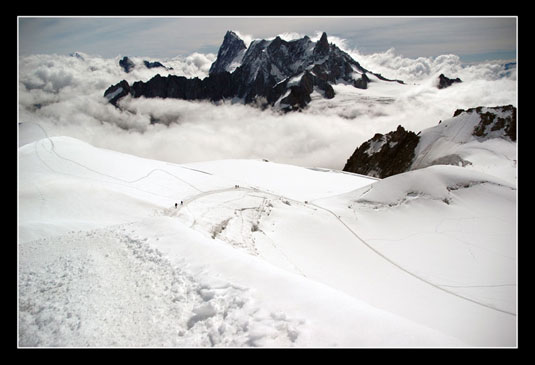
xmin=119 ymin=56 xmax=135 ymax=73
xmin=105 ymin=31 xmax=405 ymax=112
xmin=224 ymin=30 xmax=241 ymax=42
xmin=209 ymin=31 xmax=247 ymax=75
xmin=438 ymin=73 xmax=462 ymax=89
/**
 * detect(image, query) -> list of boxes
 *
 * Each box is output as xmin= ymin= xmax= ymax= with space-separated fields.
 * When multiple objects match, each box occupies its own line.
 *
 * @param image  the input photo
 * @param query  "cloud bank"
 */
xmin=18 ymin=39 xmax=516 ymax=170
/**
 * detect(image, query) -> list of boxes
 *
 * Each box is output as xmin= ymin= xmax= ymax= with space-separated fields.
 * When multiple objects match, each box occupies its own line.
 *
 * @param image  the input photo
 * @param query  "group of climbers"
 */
xmin=174 ymin=183 xmax=241 ymax=208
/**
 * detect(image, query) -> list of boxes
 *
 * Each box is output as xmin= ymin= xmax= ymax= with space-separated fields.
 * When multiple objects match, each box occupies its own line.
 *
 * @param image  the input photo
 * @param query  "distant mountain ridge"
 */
xmin=105 ymin=31 xmax=404 ymax=111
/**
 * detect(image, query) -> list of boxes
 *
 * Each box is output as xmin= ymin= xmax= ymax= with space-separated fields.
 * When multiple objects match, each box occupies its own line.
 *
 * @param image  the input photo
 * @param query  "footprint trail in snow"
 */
xmin=18 ymin=224 xmax=302 ymax=347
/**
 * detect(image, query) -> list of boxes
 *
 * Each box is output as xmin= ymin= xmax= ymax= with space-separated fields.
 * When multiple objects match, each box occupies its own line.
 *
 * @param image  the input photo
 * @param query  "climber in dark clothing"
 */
xmin=175 ymin=203 xmax=178 ymax=208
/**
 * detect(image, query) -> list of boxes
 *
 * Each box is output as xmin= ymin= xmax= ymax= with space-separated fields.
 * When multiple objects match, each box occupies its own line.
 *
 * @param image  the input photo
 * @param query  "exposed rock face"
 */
xmin=209 ymin=31 xmax=247 ymax=75
xmin=119 ymin=56 xmax=135 ymax=73
xmin=104 ymin=80 xmax=131 ymax=106
xmin=143 ymin=60 xmax=173 ymax=70
xmin=438 ymin=73 xmax=462 ymax=89
xmin=314 ymin=32 xmax=330 ymax=55
xmin=343 ymin=125 xmax=420 ymax=179
xmin=105 ymin=31 xmax=404 ymax=111
xmin=279 ymin=70 xmax=335 ymax=111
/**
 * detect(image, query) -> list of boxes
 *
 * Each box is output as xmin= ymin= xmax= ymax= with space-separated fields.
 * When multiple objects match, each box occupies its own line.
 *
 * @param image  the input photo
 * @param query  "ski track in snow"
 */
xmin=312 ymin=205 xmax=516 ymax=316
xmin=18 ymin=224 xmax=302 ymax=347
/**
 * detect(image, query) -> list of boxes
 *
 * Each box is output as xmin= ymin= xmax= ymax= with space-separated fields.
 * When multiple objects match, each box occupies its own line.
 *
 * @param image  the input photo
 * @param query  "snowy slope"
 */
xmin=18 ymin=123 xmax=515 ymax=347
xmin=317 ymin=167 xmax=516 ymax=332
xmin=410 ymin=106 xmax=517 ymax=185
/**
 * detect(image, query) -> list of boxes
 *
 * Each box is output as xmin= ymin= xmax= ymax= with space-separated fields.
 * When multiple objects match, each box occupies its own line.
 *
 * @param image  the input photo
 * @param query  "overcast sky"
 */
xmin=18 ymin=16 xmax=517 ymax=63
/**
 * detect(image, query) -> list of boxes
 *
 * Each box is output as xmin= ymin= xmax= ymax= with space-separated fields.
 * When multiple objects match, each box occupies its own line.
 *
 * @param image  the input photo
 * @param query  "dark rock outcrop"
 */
xmin=438 ymin=73 xmax=462 ymax=89
xmin=104 ymin=80 xmax=131 ymax=106
xmin=143 ymin=60 xmax=172 ymax=70
xmin=120 ymin=57 xmax=172 ymax=73
xmin=343 ymin=125 xmax=420 ymax=179
xmin=106 ymin=31 xmax=405 ymax=111
xmin=128 ymin=71 xmax=237 ymax=102
xmin=119 ymin=56 xmax=135 ymax=73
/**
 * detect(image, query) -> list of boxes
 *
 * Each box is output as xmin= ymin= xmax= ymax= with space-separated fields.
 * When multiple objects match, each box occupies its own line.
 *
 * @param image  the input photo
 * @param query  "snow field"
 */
xmin=18 ymin=131 xmax=516 ymax=347
xmin=183 ymin=159 xmax=374 ymax=202
xmin=166 ymin=164 xmax=516 ymax=346
xmin=314 ymin=165 xmax=516 ymax=345
xmin=129 ymin=216 xmax=464 ymax=347
xmin=411 ymin=108 xmax=517 ymax=185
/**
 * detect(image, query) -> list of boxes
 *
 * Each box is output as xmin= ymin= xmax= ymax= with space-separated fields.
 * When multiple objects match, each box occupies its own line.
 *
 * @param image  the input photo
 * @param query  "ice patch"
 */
xmin=104 ymin=87 xmax=123 ymax=101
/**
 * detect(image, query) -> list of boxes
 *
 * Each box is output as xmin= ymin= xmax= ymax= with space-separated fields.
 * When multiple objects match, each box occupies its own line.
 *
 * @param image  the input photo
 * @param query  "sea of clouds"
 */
xmin=18 ymin=33 xmax=517 ymax=170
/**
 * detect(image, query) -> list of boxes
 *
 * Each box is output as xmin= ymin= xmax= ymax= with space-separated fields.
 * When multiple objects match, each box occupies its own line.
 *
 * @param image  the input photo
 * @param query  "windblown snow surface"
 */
xmin=18 ymin=116 xmax=516 ymax=347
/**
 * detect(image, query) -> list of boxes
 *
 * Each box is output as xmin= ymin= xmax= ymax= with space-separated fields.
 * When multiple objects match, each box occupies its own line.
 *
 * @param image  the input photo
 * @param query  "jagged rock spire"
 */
xmin=209 ymin=31 xmax=247 ymax=75
xmin=314 ymin=32 xmax=330 ymax=57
